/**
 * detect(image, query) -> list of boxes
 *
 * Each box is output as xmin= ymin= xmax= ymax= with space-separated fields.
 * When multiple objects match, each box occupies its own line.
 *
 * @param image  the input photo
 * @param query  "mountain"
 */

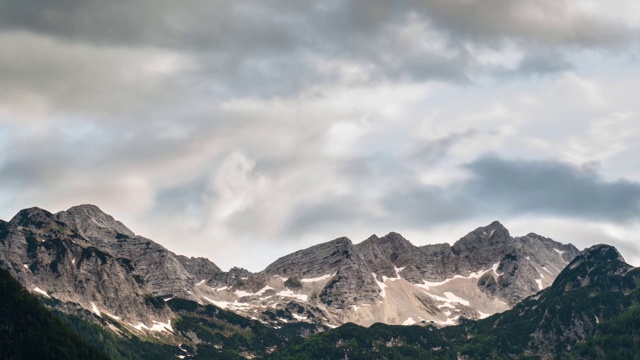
xmin=266 ymin=244 xmax=640 ymax=359
xmin=0 ymin=205 xmax=579 ymax=333
xmin=237 ymin=221 xmax=579 ymax=327
xmin=0 ymin=267 xmax=109 ymax=360
xmin=2 ymin=204 xmax=638 ymax=359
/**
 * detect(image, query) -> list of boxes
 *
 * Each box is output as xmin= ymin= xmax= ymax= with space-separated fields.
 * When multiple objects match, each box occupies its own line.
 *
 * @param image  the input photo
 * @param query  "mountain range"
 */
xmin=0 ymin=204 xmax=636 ymax=359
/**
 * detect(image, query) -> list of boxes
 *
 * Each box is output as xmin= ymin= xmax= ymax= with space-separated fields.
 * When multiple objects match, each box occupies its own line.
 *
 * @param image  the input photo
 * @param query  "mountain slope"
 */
xmin=219 ymin=221 xmax=579 ymax=327
xmin=439 ymin=244 xmax=637 ymax=359
xmin=268 ymin=244 xmax=639 ymax=359
xmin=0 ymin=267 xmax=109 ymax=360
xmin=0 ymin=204 xmax=579 ymax=339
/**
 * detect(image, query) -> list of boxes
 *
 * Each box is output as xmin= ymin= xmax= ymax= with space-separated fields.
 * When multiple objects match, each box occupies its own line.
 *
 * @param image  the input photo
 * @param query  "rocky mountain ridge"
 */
xmin=0 ymin=204 xmax=580 ymax=334
xmin=267 ymin=243 xmax=640 ymax=359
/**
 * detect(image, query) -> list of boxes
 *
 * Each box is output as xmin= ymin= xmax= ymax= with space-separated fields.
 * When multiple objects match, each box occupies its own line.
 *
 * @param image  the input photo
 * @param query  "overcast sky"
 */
xmin=1 ymin=0 xmax=640 ymax=271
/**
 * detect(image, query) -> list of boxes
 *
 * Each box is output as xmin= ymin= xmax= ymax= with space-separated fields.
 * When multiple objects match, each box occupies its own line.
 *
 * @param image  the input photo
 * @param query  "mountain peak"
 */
xmin=553 ymin=244 xmax=632 ymax=291
xmin=9 ymin=207 xmax=55 ymax=228
xmin=55 ymin=204 xmax=135 ymax=238
xmin=581 ymin=244 xmax=626 ymax=263
xmin=486 ymin=220 xmax=508 ymax=233
xmin=66 ymin=204 xmax=105 ymax=214
xmin=453 ymin=221 xmax=510 ymax=250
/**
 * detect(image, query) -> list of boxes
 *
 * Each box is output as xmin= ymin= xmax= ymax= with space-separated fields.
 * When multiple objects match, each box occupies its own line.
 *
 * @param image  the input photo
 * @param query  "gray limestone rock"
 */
xmin=0 ymin=204 xmax=583 ymax=332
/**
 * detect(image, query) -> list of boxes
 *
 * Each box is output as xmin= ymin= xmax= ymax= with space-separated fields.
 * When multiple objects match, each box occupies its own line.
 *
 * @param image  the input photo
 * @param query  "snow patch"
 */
xmin=554 ymin=248 xmax=565 ymax=256
xmin=383 ymin=267 xmax=405 ymax=282
xmin=277 ymin=290 xmax=308 ymax=302
xmin=433 ymin=316 xmax=460 ymax=326
xmin=90 ymin=302 xmax=101 ymax=317
xmin=203 ymin=297 xmax=252 ymax=310
xmin=491 ymin=262 xmax=502 ymax=276
xmin=418 ymin=265 xmax=495 ymax=290
xmin=233 ymin=286 xmax=274 ymax=297
xmin=213 ymin=286 xmax=230 ymax=291
xmin=235 ymin=290 xmax=254 ymax=297
xmin=300 ymin=273 xmax=334 ymax=283
xmin=477 ymin=311 xmax=491 ymax=319
xmin=535 ymin=278 xmax=544 ymax=290
xmin=437 ymin=303 xmax=455 ymax=309
xmin=402 ymin=317 xmax=416 ymax=325
xmin=196 ymin=279 xmax=206 ymax=286
xmin=292 ymin=313 xmax=306 ymax=321
xmin=256 ymin=285 xmax=274 ymax=295
xmin=372 ymin=273 xmax=388 ymax=298
xmin=203 ymin=297 xmax=230 ymax=309
xmin=425 ymin=291 xmax=470 ymax=306
xmin=163 ymin=297 xmax=173 ymax=302
xmin=469 ymin=267 xmax=491 ymax=279
xmin=132 ymin=320 xmax=173 ymax=332
xmin=418 ymin=276 xmax=460 ymax=289
xmin=104 ymin=312 xmax=121 ymax=321
xmin=33 ymin=287 xmax=51 ymax=299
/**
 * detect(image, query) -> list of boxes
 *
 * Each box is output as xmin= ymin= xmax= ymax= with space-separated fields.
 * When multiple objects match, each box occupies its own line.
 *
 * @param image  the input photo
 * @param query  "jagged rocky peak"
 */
xmin=9 ymin=207 xmax=55 ymax=228
xmin=177 ymin=255 xmax=222 ymax=279
xmin=357 ymin=232 xmax=415 ymax=256
xmin=262 ymin=236 xmax=354 ymax=278
xmin=55 ymin=204 xmax=135 ymax=239
xmin=6 ymin=207 xmax=76 ymax=240
xmin=455 ymin=220 xmax=510 ymax=246
xmin=449 ymin=220 xmax=512 ymax=270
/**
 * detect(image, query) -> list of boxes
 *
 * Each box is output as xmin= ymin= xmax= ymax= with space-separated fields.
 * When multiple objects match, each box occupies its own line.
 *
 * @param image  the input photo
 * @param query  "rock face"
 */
xmin=221 ymin=221 xmax=579 ymax=327
xmin=448 ymin=244 xmax=638 ymax=359
xmin=268 ymin=244 xmax=640 ymax=360
xmin=0 ymin=204 xmax=580 ymax=333
xmin=0 ymin=205 xmax=221 ymax=333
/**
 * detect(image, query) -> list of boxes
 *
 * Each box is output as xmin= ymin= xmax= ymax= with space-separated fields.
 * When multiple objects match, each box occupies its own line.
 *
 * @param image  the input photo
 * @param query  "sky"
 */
xmin=1 ymin=0 xmax=640 ymax=271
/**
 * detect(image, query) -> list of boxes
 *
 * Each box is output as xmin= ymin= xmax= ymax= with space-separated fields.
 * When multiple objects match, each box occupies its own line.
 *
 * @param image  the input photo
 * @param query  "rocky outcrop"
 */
xmin=0 ymin=207 xmax=170 ymax=328
xmin=0 ymin=204 xmax=581 ymax=332
xmin=0 ymin=205 xmax=223 ymax=333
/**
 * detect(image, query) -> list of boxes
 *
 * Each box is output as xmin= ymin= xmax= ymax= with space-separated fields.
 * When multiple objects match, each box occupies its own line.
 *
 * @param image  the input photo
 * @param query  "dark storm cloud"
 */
xmin=1 ymin=0 xmax=635 ymax=104
xmin=287 ymin=155 xmax=640 ymax=235
xmin=464 ymin=156 xmax=640 ymax=221
xmin=417 ymin=0 xmax=633 ymax=47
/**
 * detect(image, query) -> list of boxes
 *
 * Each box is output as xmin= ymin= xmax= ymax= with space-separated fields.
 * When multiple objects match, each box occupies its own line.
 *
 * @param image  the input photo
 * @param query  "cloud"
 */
xmin=464 ymin=156 xmax=640 ymax=221
xmin=1 ymin=0 xmax=637 ymax=114
xmin=1 ymin=0 xmax=640 ymax=270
